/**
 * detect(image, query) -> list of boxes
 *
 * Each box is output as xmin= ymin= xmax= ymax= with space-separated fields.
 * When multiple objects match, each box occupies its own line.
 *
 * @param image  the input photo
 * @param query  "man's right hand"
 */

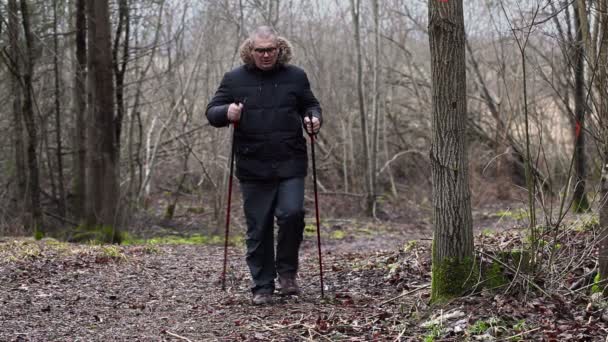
xmin=227 ymin=103 xmax=243 ymax=122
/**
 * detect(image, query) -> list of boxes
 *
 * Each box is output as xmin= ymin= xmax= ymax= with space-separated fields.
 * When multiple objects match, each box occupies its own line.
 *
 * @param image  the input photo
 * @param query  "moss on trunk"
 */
xmin=499 ymin=249 xmax=533 ymax=274
xmin=484 ymin=261 xmax=508 ymax=290
xmin=165 ymin=203 xmax=176 ymax=220
xmin=573 ymin=195 xmax=591 ymax=213
xmin=431 ymin=256 xmax=478 ymax=304
xmin=67 ymin=224 xmax=123 ymax=244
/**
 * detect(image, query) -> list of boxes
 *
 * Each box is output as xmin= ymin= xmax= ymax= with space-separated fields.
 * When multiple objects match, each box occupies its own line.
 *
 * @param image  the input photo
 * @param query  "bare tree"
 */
xmin=85 ymin=0 xmax=120 ymax=233
xmin=350 ymin=0 xmax=373 ymax=215
xmin=371 ymin=0 xmax=380 ymax=216
xmin=113 ymin=0 xmax=130 ymax=150
xmin=566 ymin=0 xmax=608 ymax=293
xmin=594 ymin=0 xmax=608 ymax=295
xmin=20 ymin=0 xmax=43 ymax=233
xmin=572 ymin=0 xmax=590 ymax=212
xmin=6 ymin=0 xmax=26 ymax=220
xmin=428 ymin=0 xmax=475 ymax=303
xmin=498 ymin=1 xmax=541 ymax=245
xmin=72 ymin=0 xmax=87 ymax=220
xmin=53 ymin=0 xmax=66 ymax=219
xmin=138 ymin=4 xmax=205 ymax=204
xmin=125 ymin=0 xmax=164 ymax=204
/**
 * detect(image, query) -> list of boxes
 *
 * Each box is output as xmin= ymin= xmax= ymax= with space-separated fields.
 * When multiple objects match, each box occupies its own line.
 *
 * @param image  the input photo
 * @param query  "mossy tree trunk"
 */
xmin=428 ymin=0 xmax=475 ymax=303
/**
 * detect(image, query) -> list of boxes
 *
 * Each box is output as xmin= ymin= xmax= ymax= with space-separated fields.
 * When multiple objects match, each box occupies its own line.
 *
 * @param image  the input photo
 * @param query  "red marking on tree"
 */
xmin=575 ymin=121 xmax=581 ymax=138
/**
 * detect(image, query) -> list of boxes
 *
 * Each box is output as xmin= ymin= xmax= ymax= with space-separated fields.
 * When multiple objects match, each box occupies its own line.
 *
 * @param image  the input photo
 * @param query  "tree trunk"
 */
xmin=371 ymin=0 xmax=380 ymax=216
xmin=601 ymin=154 xmax=608 ymax=294
xmin=113 ymin=0 xmax=130 ymax=151
xmin=428 ymin=0 xmax=475 ymax=303
xmin=72 ymin=0 xmax=87 ymax=221
xmin=596 ymin=0 xmax=608 ymax=295
xmin=340 ymin=120 xmax=349 ymax=193
xmin=20 ymin=0 xmax=43 ymax=233
xmin=572 ymin=1 xmax=590 ymax=213
xmin=350 ymin=0 xmax=373 ymax=215
xmin=85 ymin=0 xmax=120 ymax=232
xmin=579 ymin=1 xmax=593 ymax=49
xmin=7 ymin=0 xmax=27 ymax=218
xmin=383 ymin=107 xmax=398 ymax=198
xmin=53 ymin=0 xmax=67 ymax=219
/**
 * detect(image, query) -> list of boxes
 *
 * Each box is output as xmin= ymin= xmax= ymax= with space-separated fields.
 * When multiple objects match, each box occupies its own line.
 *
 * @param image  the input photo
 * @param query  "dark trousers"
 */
xmin=240 ymin=177 xmax=305 ymax=295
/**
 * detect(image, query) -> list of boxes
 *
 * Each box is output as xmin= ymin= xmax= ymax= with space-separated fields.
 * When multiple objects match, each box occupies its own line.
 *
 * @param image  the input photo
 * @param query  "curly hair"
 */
xmin=239 ymin=35 xmax=293 ymax=66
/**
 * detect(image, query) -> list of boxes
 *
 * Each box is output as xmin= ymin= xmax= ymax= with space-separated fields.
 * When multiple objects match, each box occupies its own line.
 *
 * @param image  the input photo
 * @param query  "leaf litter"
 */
xmin=1 ymin=215 xmax=608 ymax=341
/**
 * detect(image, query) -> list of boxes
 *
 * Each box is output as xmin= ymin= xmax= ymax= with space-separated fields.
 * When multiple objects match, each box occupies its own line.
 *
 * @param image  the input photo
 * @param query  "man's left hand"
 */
xmin=304 ymin=116 xmax=320 ymax=135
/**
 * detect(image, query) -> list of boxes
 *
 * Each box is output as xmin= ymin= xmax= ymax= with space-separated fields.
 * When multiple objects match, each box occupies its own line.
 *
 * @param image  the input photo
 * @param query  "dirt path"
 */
xmin=3 ymin=207 xmax=601 ymax=341
xmin=0 ymin=234 xmax=431 ymax=341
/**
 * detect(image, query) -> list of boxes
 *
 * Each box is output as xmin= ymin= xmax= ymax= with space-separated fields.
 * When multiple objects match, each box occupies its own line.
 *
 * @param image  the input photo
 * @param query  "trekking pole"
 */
xmin=307 ymin=112 xmax=325 ymax=298
xmin=221 ymin=120 xmax=236 ymax=291
xmin=222 ymin=101 xmax=243 ymax=291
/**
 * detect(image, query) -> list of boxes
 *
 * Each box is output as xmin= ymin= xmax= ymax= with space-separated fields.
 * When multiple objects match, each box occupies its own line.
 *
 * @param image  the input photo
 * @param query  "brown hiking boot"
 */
xmin=279 ymin=276 xmax=300 ymax=296
xmin=252 ymin=293 xmax=273 ymax=305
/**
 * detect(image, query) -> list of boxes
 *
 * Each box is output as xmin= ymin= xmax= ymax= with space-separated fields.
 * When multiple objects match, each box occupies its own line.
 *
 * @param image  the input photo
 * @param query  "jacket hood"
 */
xmin=239 ymin=36 xmax=293 ymax=66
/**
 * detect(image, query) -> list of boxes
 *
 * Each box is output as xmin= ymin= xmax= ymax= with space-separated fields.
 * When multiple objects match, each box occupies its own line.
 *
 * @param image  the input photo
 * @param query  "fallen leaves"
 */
xmin=2 ymin=217 xmax=608 ymax=340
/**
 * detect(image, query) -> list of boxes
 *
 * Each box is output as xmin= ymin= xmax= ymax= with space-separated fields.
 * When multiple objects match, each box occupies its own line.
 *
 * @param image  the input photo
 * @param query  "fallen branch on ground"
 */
xmin=379 ymin=283 xmax=430 ymax=306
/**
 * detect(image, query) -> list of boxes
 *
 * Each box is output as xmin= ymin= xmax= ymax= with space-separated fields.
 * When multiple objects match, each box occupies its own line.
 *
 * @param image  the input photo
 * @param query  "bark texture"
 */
xmin=428 ymin=0 xmax=475 ymax=302
xmin=85 ymin=0 xmax=120 ymax=231
xmin=572 ymin=1 xmax=590 ymax=213
xmin=53 ymin=0 xmax=66 ymax=218
xmin=72 ymin=0 xmax=87 ymax=220
xmin=596 ymin=0 xmax=608 ymax=294
xmin=8 ymin=0 xmax=26 ymax=214
xmin=350 ymin=0 xmax=373 ymax=215
xmin=20 ymin=0 xmax=43 ymax=232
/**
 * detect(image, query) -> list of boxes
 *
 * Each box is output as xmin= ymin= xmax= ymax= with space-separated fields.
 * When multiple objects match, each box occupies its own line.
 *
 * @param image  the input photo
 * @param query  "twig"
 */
xmin=43 ymin=210 xmax=79 ymax=226
xmin=501 ymin=327 xmax=541 ymax=341
xmin=379 ymin=284 xmax=430 ymax=306
xmin=261 ymin=322 xmax=304 ymax=332
xmin=309 ymin=328 xmax=333 ymax=342
xmin=573 ymin=278 xmax=608 ymax=294
xmin=165 ymin=330 xmax=193 ymax=342
xmin=377 ymin=149 xmax=427 ymax=175
xmin=317 ymin=191 xmax=365 ymax=198
xmin=394 ymin=325 xmax=408 ymax=341
xmin=306 ymin=328 xmax=314 ymax=342
xmin=569 ymin=269 xmax=597 ymax=291
xmin=255 ymin=313 xmax=309 ymax=333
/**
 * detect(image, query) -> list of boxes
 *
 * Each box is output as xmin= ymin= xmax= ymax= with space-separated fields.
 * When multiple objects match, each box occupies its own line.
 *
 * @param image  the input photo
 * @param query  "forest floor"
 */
xmin=1 ymin=198 xmax=608 ymax=341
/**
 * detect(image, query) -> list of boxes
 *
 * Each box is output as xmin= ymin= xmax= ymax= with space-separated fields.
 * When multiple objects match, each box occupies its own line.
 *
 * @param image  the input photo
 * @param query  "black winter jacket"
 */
xmin=206 ymin=43 xmax=321 ymax=181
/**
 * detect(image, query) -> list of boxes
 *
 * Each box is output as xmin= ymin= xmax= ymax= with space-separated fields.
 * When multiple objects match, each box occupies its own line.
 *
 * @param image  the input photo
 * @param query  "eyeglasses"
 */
xmin=253 ymin=47 xmax=278 ymax=55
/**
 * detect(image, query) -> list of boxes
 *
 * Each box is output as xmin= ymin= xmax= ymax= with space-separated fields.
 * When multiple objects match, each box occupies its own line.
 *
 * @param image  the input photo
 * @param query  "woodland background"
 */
xmin=0 ymin=0 xmax=604 ymax=238
xmin=1 ymin=0 xmax=608 ymax=340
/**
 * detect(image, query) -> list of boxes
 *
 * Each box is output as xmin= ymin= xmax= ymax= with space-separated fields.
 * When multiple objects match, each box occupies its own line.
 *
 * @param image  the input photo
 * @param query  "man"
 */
xmin=206 ymin=26 xmax=322 ymax=305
